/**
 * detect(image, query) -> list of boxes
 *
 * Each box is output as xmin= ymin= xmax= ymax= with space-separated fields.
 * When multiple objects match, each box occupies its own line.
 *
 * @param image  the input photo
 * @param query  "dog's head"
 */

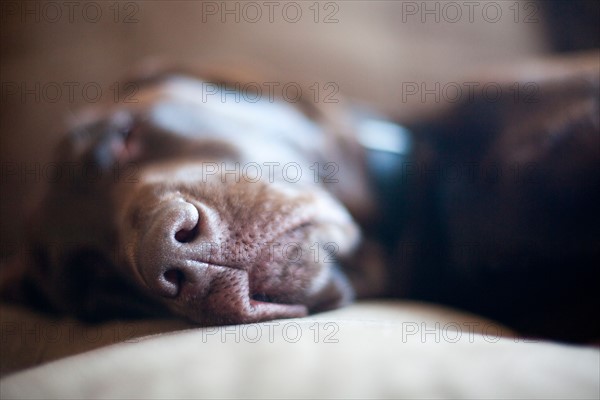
xmin=13 ymin=72 xmax=374 ymax=324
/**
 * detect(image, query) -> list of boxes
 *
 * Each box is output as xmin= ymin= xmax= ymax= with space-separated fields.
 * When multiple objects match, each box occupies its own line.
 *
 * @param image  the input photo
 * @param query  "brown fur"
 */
xmin=1 ymin=70 xmax=375 ymax=324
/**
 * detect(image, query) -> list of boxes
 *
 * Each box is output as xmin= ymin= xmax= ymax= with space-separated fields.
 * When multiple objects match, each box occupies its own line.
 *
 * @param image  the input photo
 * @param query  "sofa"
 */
xmin=1 ymin=300 xmax=598 ymax=399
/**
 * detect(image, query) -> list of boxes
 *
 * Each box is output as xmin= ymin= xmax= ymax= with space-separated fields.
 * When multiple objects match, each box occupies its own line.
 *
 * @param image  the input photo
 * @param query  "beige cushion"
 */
xmin=1 ymin=301 xmax=598 ymax=399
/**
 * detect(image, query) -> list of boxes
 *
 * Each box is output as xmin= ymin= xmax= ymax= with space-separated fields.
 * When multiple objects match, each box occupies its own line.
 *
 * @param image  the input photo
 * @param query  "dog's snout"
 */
xmin=124 ymin=176 xmax=359 ymax=324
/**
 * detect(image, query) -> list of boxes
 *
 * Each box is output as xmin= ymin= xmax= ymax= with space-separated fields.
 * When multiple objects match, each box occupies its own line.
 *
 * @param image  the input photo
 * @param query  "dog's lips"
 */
xmin=247 ymin=299 xmax=308 ymax=320
xmin=248 ymin=288 xmax=300 ymax=309
xmin=168 ymin=257 xmax=309 ymax=323
xmin=245 ymin=254 xmax=311 ymax=319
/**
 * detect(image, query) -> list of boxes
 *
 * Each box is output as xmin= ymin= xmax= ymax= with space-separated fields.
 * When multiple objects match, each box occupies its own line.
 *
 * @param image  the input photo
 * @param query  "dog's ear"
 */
xmin=0 ymin=112 xmax=142 ymax=315
xmin=25 ymin=112 xmax=138 ymax=261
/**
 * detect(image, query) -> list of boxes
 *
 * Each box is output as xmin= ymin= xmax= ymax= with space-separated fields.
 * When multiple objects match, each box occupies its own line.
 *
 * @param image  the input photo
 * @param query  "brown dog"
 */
xmin=1 ymin=67 xmax=377 ymax=325
xmin=387 ymin=51 xmax=600 ymax=341
xmin=1 ymin=53 xmax=598 ymax=341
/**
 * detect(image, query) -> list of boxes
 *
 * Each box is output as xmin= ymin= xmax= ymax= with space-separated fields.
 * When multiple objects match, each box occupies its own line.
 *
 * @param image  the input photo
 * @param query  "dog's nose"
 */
xmin=138 ymin=200 xmax=211 ymax=298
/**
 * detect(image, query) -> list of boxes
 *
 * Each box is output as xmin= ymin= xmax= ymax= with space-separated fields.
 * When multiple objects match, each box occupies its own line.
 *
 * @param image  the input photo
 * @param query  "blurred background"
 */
xmin=1 ymin=0 xmax=598 ymax=258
